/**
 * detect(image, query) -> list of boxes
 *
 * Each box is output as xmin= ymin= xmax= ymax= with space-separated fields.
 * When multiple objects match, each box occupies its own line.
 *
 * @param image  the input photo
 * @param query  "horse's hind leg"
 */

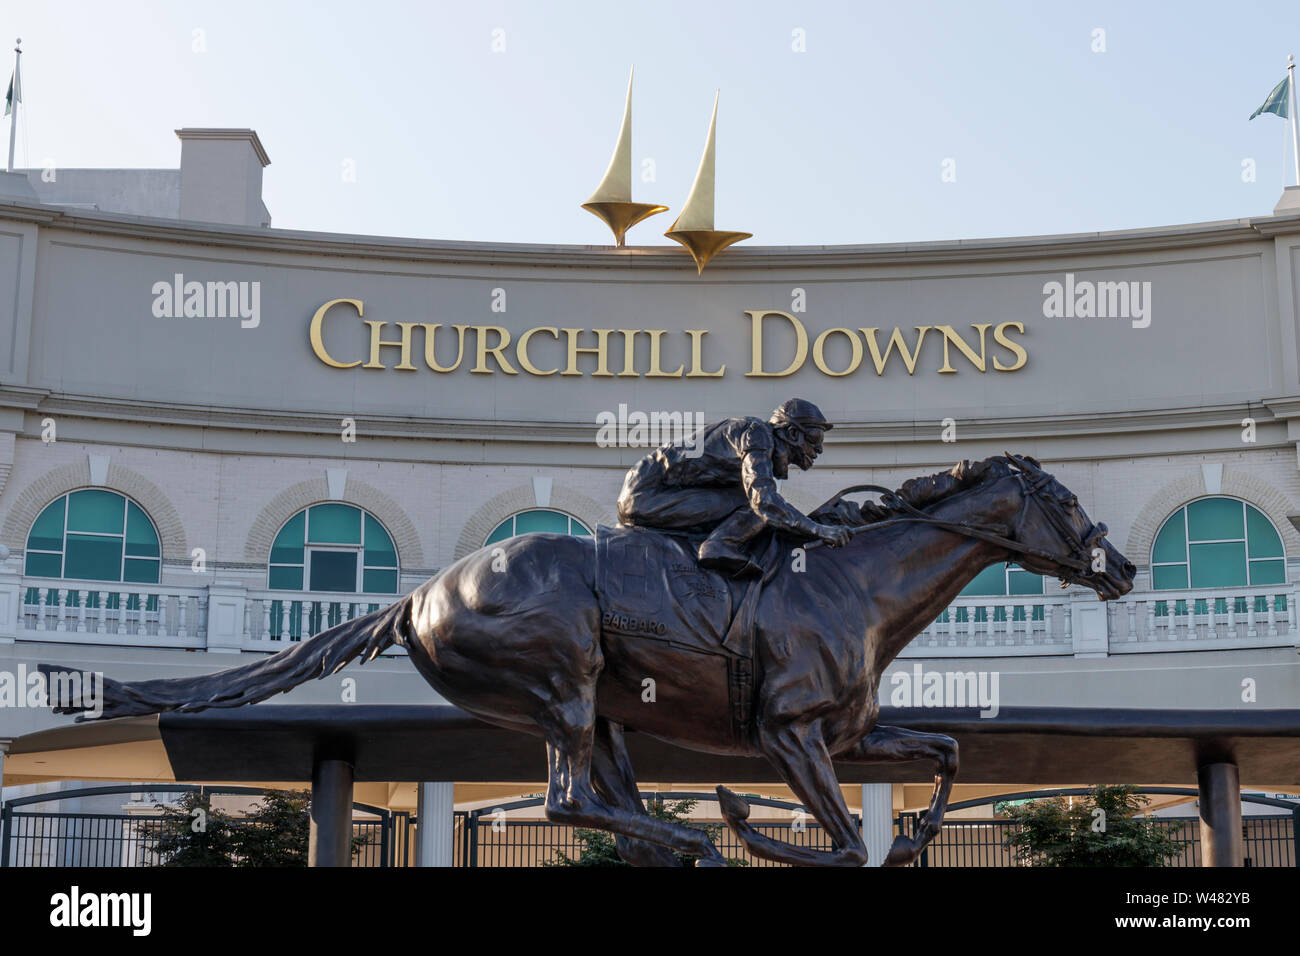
xmin=717 ymin=722 xmax=869 ymax=866
xmin=590 ymin=718 xmax=681 ymax=867
xmin=837 ymin=724 xmax=958 ymax=866
xmin=540 ymin=698 xmax=727 ymax=867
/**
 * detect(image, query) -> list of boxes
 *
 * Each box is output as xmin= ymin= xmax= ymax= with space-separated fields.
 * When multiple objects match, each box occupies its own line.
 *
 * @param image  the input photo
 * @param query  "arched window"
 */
xmin=268 ymin=504 xmax=399 ymax=594
xmin=24 ymin=490 xmax=161 ymax=583
xmin=1151 ymin=497 xmax=1285 ymax=590
xmin=484 ymin=509 xmax=592 ymax=545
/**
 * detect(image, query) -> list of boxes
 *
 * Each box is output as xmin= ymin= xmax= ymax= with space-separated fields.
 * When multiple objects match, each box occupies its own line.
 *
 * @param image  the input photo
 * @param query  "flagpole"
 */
xmin=6 ymin=39 xmax=19 ymax=172
xmin=1289 ymin=54 xmax=1300 ymax=186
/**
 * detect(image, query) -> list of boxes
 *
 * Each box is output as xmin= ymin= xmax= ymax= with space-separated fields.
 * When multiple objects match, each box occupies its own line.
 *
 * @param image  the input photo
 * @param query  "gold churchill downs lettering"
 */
xmin=308 ymin=300 xmax=1028 ymax=378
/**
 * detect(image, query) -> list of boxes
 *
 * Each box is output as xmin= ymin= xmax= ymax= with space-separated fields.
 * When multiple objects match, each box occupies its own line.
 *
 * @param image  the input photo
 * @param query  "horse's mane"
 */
xmin=812 ymin=455 xmax=1025 ymax=527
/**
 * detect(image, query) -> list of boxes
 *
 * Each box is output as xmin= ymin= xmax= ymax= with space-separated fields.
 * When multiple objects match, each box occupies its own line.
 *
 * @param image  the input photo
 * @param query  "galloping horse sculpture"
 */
xmin=53 ymin=453 xmax=1135 ymax=866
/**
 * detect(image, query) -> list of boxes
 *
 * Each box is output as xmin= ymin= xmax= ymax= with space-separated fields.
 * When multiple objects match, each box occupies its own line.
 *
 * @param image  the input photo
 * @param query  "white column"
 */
xmin=415 ymin=781 xmax=454 ymax=867
xmin=860 ymin=783 xmax=894 ymax=867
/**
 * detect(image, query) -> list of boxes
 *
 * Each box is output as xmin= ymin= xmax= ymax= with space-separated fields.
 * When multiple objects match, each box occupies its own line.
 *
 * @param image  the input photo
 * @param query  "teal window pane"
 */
xmin=1188 ymin=542 xmax=1247 ymax=588
xmin=24 ymin=551 xmax=62 ymax=577
xmin=1275 ymin=595 xmax=1288 ymax=612
xmin=123 ymin=558 xmax=160 ymax=584
xmin=1031 ymin=605 xmax=1045 ymax=621
xmin=271 ymin=512 xmax=306 ymax=564
xmin=1213 ymin=597 xmax=1227 ymax=614
xmin=1254 ymin=595 xmax=1268 ymax=613
xmin=484 ymin=520 xmax=513 ymax=545
xmin=269 ymin=565 xmax=303 ymax=590
xmin=1151 ymin=516 xmax=1187 ymax=564
xmin=992 ymin=606 xmax=1007 ymax=622
xmin=1154 ymin=600 xmax=1168 ymax=617
xmin=571 ymin=522 xmax=592 ymax=536
xmin=960 ymin=565 xmax=1006 ymax=596
xmin=362 ymin=568 xmax=398 ymax=593
xmin=67 ymin=489 xmax=125 ymax=535
xmin=1234 ymin=596 xmax=1248 ymax=614
xmin=954 ymin=607 xmax=969 ymax=623
xmin=125 ymin=502 xmax=160 ymax=557
xmin=363 ymin=515 xmax=397 ymax=568
xmin=1193 ymin=598 xmax=1208 ymax=615
xmin=1007 ymin=568 xmax=1045 ymax=595
xmin=308 ymin=504 xmax=361 ymax=545
xmin=1152 ymin=564 xmax=1188 ymax=590
xmin=63 ymin=534 xmax=123 ymax=581
xmin=514 ymin=510 xmax=571 ymax=535
xmin=974 ymin=606 xmax=988 ymax=622
xmin=309 ymin=550 xmax=358 ymax=592
xmin=1245 ymin=506 xmax=1283 ymax=558
xmin=1186 ymin=498 xmax=1244 ymax=542
xmin=1175 ymin=599 xmax=1188 ymax=616
xmin=1248 ymin=558 xmax=1285 ymax=585
xmin=28 ymin=498 xmax=66 ymax=553
xmin=936 ymin=610 xmax=950 ymax=624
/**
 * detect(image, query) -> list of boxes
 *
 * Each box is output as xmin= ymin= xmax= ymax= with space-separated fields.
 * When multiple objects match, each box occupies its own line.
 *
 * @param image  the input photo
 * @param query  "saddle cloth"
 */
xmin=594 ymin=524 xmax=782 ymax=739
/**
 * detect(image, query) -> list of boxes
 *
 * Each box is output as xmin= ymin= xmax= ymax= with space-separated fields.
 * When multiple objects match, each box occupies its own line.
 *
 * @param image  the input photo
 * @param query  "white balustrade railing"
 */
xmin=1105 ymin=583 xmax=1299 ymax=652
xmin=903 ymin=594 xmax=1072 ymax=657
xmin=3 ymin=572 xmax=1296 ymax=658
xmin=242 ymin=589 xmax=403 ymax=655
xmin=15 ymin=578 xmax=207 ymax=648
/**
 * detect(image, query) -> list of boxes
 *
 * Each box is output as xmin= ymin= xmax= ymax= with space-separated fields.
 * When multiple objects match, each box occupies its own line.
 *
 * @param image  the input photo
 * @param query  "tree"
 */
xmin=148 ymin=789 xmax=370 ymax=866
xmin=551 ymin=798 xmax=747 ymax=867
xmin=147 ymin=790 xmax=239 ymax=867
xmin=1001 ymin=785 xmax=1184 ymax=867
xmin=230 ymin=789 xmax=312 ymax=867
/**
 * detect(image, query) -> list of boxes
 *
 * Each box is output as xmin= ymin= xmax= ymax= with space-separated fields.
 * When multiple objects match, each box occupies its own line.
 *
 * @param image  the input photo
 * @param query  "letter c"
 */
xmin=310 ymin=299 xmax=364 ymax=368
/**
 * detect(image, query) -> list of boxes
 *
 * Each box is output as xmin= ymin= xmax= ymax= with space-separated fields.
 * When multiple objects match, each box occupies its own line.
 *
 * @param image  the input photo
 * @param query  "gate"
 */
xmin=453 ymin=791 xmax=859 ymax=867
xmin=895 ymin=787 xmax=1299 ymax=867
xmin=0 ymin=784 xmax=412 ymax=867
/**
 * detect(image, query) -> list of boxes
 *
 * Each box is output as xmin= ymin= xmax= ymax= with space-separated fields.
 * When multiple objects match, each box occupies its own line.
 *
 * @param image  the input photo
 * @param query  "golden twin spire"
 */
xmin=581 ymin=68 xmax=752 ymax=273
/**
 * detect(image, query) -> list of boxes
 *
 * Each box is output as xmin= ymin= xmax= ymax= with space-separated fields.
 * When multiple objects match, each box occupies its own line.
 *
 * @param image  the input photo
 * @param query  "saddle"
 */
xmin=594 ymin=524 xmax=783 ymax=740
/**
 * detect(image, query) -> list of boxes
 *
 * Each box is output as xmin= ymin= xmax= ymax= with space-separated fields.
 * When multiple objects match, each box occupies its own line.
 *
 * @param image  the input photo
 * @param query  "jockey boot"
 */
xmin=698 ymin=509 xmax=765 ymax=579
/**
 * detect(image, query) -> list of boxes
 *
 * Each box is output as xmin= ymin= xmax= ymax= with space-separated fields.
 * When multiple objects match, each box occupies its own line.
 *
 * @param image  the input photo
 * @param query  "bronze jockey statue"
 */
xmin=616 ymin=398 xmax=852 ymax=578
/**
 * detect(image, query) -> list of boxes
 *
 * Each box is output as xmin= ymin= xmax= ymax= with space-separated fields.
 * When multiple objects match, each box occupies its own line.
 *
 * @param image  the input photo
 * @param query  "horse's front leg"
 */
xmin=838 ymin=724 xmax=958 ymax=866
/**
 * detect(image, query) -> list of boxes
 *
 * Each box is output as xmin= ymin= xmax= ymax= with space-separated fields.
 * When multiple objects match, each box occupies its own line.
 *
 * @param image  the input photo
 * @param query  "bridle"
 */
xmin=806 ymin=455 xmax=1105 ymax=583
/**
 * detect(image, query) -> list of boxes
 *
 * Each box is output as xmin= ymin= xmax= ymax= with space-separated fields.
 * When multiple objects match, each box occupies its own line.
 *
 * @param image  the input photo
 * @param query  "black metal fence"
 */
xmin=450 ymin=792 xmax=856 ymax=867
xmin=0 ymin=785 xmax=412 ymax=867
xmin=896 ymin=787 xmax=1299 ymax=867
xmin=4 ymin=785 xmax=1296 ymax=867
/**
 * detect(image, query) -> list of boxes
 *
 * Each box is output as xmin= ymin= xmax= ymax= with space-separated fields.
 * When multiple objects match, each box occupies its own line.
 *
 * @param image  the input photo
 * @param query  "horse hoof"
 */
xmin=715 ymin=785 xmax=751 ymax=822
xmin=882 ymin=835 xmax=918 ymax=867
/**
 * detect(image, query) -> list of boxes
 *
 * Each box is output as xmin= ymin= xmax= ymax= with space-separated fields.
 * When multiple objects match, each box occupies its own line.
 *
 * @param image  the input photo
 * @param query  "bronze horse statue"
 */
xmin=55 ymin=453 xmax=1135 ymax=866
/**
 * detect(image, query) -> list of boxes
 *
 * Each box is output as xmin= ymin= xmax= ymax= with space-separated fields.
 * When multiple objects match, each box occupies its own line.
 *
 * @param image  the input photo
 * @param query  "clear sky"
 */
xmin=5 ymin=0 xmax=1300 ymax=246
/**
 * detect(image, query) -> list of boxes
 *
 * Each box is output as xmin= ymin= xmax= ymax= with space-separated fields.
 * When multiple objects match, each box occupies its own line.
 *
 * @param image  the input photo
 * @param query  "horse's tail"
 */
xmin=39 ymin=595 xmax=413 ymax=722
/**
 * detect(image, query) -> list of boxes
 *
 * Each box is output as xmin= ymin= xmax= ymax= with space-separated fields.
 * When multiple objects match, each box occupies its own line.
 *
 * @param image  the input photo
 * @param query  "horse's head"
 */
xmin=1000 ymin=453 xmax=1136 ymax=601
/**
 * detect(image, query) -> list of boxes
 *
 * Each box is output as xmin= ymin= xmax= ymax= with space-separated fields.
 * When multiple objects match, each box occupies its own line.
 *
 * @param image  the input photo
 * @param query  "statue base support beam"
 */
xmin=308 ymin=758 xmax=354 ymax=867
xmin=1197 ymin=761 xmax=1242 ymax=867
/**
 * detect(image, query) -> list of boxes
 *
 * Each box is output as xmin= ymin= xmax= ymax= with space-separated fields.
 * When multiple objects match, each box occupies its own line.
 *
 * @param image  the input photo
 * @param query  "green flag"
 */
xmin=1250 ymin=75 xmax=1289 ymax=120
xmin=3 ymin=69 xmax=18 ymax=117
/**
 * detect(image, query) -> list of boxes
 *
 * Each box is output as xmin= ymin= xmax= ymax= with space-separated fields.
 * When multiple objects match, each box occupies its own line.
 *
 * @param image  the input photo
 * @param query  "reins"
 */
xmin=803 ymin=473 xmax=1090 ymax=573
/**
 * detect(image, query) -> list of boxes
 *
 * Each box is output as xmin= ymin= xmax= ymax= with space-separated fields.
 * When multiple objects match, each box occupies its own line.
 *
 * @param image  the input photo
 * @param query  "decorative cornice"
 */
xmin=2 ymin=199 xmax=1297 ymax=271
xmin=2 ymin=390 xmax=1287 ymax=456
